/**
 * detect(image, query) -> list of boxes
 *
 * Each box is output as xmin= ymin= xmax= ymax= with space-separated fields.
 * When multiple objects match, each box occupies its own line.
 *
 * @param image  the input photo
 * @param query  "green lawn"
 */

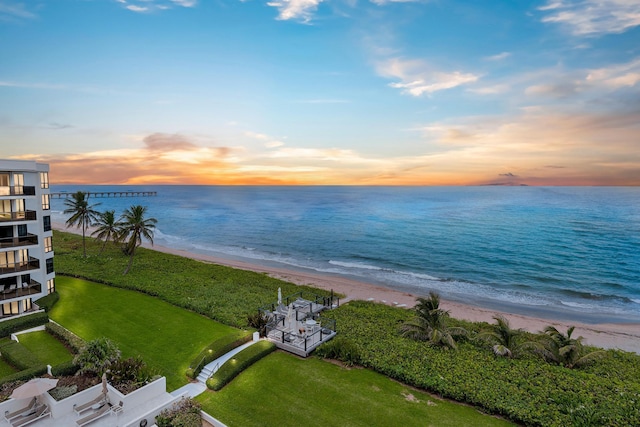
xmin=197 ymin=351 xmax=515 ymax=427
xmin=17 ymin=331 xmax=73 ymax=366
xmin=49 ymin=276 xmax=242 ymax=390
xmin=0 ymin=357 xmax=17 ymax=378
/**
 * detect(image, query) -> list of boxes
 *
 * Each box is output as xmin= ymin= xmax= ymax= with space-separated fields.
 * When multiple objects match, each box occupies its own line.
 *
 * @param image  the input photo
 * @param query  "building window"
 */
xmin=47 ymin=278 xmax=55 ymax=293
xmin=2 ymin=301 xmax=19 ymax=316
xmin=43 ymin=216 xmax=51 ymax=232
xmin=46 ymin=258 xmax=54 ymax=274
xmin=40 ymin=172 xmax=49 ymax=189
xmin=44 ymin=236 xmax=53 ymax=252
xmin=41 ymin=194 xmax=50 ymax=210
xmin=13 ymin=174 xmax=24 ymax=195
xmin=23 ymin=299 xmax=32 ymax=312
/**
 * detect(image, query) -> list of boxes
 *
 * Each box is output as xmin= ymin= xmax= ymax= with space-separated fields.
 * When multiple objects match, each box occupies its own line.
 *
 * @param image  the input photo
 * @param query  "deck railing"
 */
xmin=0 ymin=234 xmax=38 ymax=249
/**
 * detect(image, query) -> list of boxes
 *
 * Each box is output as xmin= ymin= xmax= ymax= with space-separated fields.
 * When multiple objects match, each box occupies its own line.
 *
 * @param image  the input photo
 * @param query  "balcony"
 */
xmin=0 ymin=234 xmax=38 ymax=249
xmin=0 ymin=210 xmax=37 ymax=223
xmin=0 ymin=257 xmax=40 ymax=275
xmin=0 ymin=186 xmax=36 ymax=196
xmin=0 ymin=280 xmax=43 ymax=302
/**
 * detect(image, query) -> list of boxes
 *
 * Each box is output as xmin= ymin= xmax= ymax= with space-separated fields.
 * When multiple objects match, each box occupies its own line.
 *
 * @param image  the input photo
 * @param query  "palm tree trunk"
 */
xmin=123 ymin=248 xmax=135 ymax=275
xmin=82 ymin=222 xmax=87 ymax=258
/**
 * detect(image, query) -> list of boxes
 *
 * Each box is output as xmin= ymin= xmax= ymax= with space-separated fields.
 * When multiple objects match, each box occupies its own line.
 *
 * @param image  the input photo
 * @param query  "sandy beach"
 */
xmin=54 ymin=223 xmax=640 ymax=353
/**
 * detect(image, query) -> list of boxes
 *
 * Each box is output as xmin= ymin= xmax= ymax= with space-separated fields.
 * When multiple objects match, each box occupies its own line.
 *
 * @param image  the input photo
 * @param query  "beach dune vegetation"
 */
xmin=91 ymin=209 xmax=121 ymax=256
xmin=476 ymin=315 xmax=540 ymax=358
xmin=539 ymin=325 xmax=606 ymax=369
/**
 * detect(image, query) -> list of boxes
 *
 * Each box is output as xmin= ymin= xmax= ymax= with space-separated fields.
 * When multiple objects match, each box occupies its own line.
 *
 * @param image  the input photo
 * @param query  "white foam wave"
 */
xmin=560 ymin=301 xmax=595 ymax=309
xmin=631 ymin=299 xmax=640 ymax=304
xmin=329 ymin=260 xmax=386 ymax=271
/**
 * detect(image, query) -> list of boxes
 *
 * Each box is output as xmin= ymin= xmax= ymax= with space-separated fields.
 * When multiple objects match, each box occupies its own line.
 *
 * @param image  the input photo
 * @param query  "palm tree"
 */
xmin=91 ymin=210 xmax=121 ymax=255
xmin=117 ymin=205 xmax=157 ymax=275
xmin=476 ymin=315 xmax=540 ymax=358
xmin=63 ymin=191 xmax=101 ymax=258
xmin=540 ymin=325 xmax=605 ymax=368
xmin=400 ymin=292 xmax=466 ymax=349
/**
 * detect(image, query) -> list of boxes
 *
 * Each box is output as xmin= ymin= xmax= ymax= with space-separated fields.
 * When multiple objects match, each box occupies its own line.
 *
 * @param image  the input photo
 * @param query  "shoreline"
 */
xmin=53 ymin=223 xmax=640 ymax=353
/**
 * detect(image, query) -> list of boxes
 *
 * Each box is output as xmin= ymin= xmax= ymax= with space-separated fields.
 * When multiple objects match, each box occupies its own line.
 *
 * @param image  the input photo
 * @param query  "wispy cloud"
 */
xmin=118 ymin=0 xmax=198 ymax=13
xmin=266 ymin=0 xmax=323 ymax=23
xmin=377 ymin=57 xmax=479 ymax=96
xmin=539 ymin=0 xmax=640 ymax=36
xmin=484 ymin=52 xmax=511 ymax=61
xmin=244 ymin=131 xmax=285 ymax=148
xmin=0 ymin=1 xmax=36 ymax=21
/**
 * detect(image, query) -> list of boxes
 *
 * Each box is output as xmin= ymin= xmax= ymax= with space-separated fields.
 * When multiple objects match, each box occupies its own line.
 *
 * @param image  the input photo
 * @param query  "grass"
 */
xmin=0 ymin=358 xmax=17 ymax=378
xmin=49 ymin=276 xmax=242 ymax=391
xmin=17 ymin=331 xmax=73 ymax=366
xmin=197 ymin=351 xmax=515 ymax=427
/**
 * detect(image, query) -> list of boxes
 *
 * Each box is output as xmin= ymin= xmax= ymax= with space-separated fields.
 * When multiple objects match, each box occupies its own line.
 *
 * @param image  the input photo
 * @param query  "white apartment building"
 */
xmin=0 ymin=159 xmax=55 ymax=319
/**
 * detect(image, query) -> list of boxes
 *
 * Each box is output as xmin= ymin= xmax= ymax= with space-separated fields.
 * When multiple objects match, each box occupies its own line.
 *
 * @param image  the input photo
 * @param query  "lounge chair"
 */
xmin=76 ymin=403 xmax=111 ymax=427
xmin=10 ymin=404 xmax=50 ymax=427
xmin=73 ymin=393 xmax=106 ymax=415
xmin=4 ymin=398 xmax=37 ymax=422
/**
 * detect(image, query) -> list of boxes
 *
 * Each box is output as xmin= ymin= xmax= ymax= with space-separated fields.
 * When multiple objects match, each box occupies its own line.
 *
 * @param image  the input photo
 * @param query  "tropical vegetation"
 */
xmin=117 ymin=204 xmax=157 ymax=274
xmin=63 ymin=191 xmax=101 ymax=257
xmin=91 ymin=209 xmax=120 ymax=255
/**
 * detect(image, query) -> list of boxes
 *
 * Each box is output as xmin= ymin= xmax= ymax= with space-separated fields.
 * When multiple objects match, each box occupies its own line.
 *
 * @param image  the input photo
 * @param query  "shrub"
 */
xmin=108 ymin=356 xmax=156 ymax=394
xmin=0 ymin=341 xmax=42 ymax=370
xmin=34 ymin=292 xmax=59 ymax=312
xmin=0 ymin=312 xmax=49 ymax=338
xmin=315 ymin=336 xmax=361 ymax=367
xmin=246 ymin=312 xmax=269 ymax=337
xmin=73 ymin=337 xmax=121 ymax=376
xmin=206 ymin=340 xmax=275 ymax=391
xmin=48 ymin=385 xmax=77 ymax=401
xmin=51 ymin=360 xmax=80 ymax=377
xmin=0 ymin=365 xmax=48 ymax=388
xmin=186 ymin=332 xmax=251 ymax=379
xmin=156 ymin=397 xmax=202 ymax=427
xmin=46 ymin=322 xmax=85 ymax=354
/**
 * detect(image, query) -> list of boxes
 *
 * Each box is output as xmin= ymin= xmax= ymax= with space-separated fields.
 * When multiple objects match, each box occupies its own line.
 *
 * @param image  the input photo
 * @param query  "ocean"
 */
xmin=50 ymin=185 xmax=640 ymax=324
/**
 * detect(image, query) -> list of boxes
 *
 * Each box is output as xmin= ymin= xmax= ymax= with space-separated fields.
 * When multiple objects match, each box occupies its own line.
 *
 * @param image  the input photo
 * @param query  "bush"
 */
xmin=48 ymin=384 xmax=77 ymax=401
xmin=186 ymin=332 xmax=251 ymax=379
xmin=46 ymin=322 xmax=85 ymax=354
xmin=108 ymin=356 xmax=156 ymax=394
xmin=0 ymin=341 xmax=42 ymax=370
xmin=34 ymin=292 xmax=59 ymax=312
xmin=0 ymin=365 xmax=48 ymax=388
xmin=0 ymin=312 xmax=49 ymax=338
xmin=51 ymin=360 xmax=80 ymax=377
xmin=206 ymin=340 xmax=275 ymax=391
xmin=73 ymin=337 xmax=121 ymax=376
xmin=315 ymin=336 xmax=361 ymax=367
xmin=156 ymin=397 xmax=202 ymax=427
xmin=246 ymin=312 xmax=269 ymax=337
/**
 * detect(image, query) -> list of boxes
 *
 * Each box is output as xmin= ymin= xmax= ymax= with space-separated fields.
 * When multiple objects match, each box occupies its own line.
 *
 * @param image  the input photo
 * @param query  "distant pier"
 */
xmin=51 ymin=191 xmax=157 ymax=199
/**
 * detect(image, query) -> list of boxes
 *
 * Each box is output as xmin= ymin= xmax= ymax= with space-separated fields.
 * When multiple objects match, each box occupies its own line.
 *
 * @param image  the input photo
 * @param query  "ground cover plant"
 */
xmin=197 ymin=351 xmax=515 ymax=427
xmin=16 ymin=330 xmax=74 ymax=367
xmin=322 ymin=301 xmax=640 ymax=426
xmin=53 ymin=230 xmax=332 ymax=327
xmin=49 ymin=276 xmax=240 ymax=390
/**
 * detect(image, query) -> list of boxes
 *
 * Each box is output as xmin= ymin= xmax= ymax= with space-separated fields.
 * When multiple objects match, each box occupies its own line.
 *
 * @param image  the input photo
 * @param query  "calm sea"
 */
xmin=50 ymin=186 xmax=640 ymax=324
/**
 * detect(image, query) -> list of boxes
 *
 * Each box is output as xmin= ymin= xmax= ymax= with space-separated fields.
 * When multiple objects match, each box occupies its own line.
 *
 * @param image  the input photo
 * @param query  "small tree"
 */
xmin=117 ymin=205 xmax=157 ymax=275
xmin=91 ymin=210 xmax=121 ymax=255
xmin=73 ymin=337 xmax=121 ymax=376
xmin=540 ymin=326 xmax=605 ymax=368
xmin=63 ymin=191 xmax=101 ymax=258
xmin=476 ymin=315 xmax=541 ymax=358
xmin=400 ymin=292 xmax=467 ymax=349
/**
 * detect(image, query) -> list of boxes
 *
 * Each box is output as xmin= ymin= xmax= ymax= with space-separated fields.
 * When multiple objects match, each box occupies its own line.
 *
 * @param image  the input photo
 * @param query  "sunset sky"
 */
xmin=1 ymin=0 xmax=639 ymax=185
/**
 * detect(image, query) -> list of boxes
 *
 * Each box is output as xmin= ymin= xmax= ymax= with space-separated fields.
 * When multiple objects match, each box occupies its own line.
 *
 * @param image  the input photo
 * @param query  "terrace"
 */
xmin=261 ymin=291 xmax=338 ymax=357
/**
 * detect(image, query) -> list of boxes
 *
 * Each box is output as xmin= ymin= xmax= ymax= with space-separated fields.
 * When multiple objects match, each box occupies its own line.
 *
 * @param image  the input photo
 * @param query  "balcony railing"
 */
xmin=0 ymin=186 xmax=36 ymax=196
xmin=0 ymin=281 xmax=43 ymax=301
xmin=0 ymin=211 xmax=37 ymax=223
xmin=0 ymin=257 xmax=40 ymax=275
xmin=0 ymin=234 xmax=38 ymax=249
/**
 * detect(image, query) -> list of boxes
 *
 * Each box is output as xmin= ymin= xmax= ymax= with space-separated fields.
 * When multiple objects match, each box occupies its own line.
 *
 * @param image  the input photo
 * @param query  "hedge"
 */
xmin=206 ymin=340 xmax=276 ymax=391
xmin=0 ymin=365 xmax=48 ymax=388
xmin=186 ymin=331 xmax=252 ymax=379
xmin=0 ymin=341 xmax=43 ymax=371
xmin=46 ymin=322 xmax=85 ymax=354
xmin=34 ymin=292 xmax=59 ymax=312
xmin=50 ymin=360 xmax=80 ymax=377
xmin=0 ymin=312 xmax=49 ymax=338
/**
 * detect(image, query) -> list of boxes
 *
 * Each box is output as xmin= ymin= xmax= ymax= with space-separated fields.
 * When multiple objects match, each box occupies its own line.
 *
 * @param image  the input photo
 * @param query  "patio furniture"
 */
xmin=110 ymin=401 xmax=124 ymax=416
xmin=73 ymin=393 xmax=107 ymax=415
xmin=4 ymin=398 xmax=37 ymax=422
xmin=9 ymin=404 xmax=50 ymax=427
xmin=76 ymin=403 xmax=111 ymax=427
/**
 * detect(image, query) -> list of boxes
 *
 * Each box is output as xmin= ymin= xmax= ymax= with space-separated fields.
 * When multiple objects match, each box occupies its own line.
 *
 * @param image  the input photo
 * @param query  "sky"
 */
xmin=1 ymin=0 xmax=639 ymax=185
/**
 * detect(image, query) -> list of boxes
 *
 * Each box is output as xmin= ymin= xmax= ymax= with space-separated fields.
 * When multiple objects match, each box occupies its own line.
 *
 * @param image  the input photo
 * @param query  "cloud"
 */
xmin=266 ymin=0 xmax=323 ymax=22
xmin=244 ymin=130 xmax=286 ymax=148
xmin=143 ymin=133 xmax=198 ymax=151
xmin=499 ymin=172 xmax=517 ymax=177
xmin=44 ymin=122 xmax=74 ymax=130
xmin=539 ymin=0 xmax=640 ymax=36
xmin=377 ymin=57 xmax=479 ymax=96
xmin=0 ymin=1 xmax=36 ymax=21
xmin=118 ymin=0 xmax=197 ymax=13
xmin=484 ymin=52 xmax=511 ymax=61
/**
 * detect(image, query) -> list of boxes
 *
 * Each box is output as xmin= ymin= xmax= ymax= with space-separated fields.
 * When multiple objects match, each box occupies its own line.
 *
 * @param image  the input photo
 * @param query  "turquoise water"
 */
xmin=50 ymin=186 xmax=640 ymax=323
